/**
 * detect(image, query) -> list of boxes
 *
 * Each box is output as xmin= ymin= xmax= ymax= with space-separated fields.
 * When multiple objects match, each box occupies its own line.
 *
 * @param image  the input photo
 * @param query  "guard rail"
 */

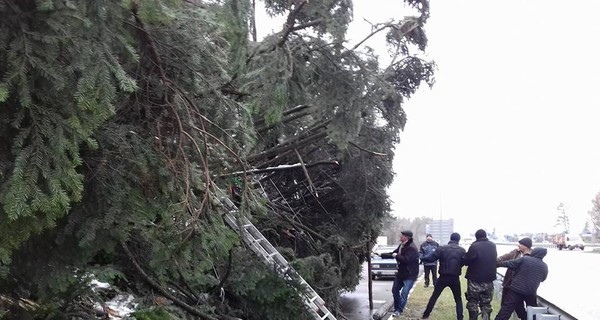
xmin=494 ymin=241 xmax=600 ymax=250
xmin=495 ymin=272 xmax=576 ymax=320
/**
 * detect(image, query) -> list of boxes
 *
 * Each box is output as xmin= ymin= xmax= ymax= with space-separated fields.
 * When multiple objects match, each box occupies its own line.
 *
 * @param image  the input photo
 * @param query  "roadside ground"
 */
xmin=341 ymin=264 xmax=424 ymax=320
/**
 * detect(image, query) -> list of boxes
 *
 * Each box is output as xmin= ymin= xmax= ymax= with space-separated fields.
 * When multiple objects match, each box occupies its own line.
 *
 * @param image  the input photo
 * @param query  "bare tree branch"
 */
xmin=349 ymin=19 xmax=420 ymax=52
xmin=349 ymin=141 xmax=387 ymax=157
xmin=294 ymin=148 xmax=317 ymax=197
xmin=220 ymin=160 xmax=339 ymax=177
xmin=277 ymin=1 xmax=308 ymax=47
xmin=120 ymin=241 xmax=218 ymax=320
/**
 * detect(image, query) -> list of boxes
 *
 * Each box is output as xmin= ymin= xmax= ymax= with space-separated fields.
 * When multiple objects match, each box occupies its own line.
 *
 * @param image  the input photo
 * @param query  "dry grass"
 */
xmin=395 ymin=268 xmax=502 ymax=320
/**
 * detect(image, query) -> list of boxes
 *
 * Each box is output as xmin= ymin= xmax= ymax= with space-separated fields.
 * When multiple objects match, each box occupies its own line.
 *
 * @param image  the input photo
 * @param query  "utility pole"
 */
xmin=439 ymin=192 xmax=443 ymax=238
xmin=367 ymin=239 xmax=373 ymax=310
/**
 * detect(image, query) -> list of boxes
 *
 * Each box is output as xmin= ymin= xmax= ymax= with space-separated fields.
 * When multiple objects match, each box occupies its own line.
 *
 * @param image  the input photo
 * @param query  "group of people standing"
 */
xmin=386 ymin=229 xmax=548 ymax=320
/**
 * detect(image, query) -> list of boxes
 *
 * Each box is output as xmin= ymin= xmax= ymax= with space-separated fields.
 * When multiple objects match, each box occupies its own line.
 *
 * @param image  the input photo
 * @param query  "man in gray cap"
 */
xmin=388 ymin=230 xmax=419 ymax=317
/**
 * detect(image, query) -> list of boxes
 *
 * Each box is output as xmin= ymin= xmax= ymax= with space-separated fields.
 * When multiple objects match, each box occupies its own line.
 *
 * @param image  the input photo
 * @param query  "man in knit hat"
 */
xmin=496 ymin=237 xmax=532 ymax=319
xmin=421 ymin=232 xmax=466 ymax=320
xmin=495 ymin=248 xmax=548 ymax=320
xmin=462 ymin=229 xmax=497 ymax=320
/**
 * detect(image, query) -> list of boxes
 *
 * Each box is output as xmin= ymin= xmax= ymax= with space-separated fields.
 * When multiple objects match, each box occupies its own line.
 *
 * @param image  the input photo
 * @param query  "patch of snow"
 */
xmin=88 ymin=278 xmax=138 ymax=318
xmin=89 ymin=279 xmax=111 ymax=290
xmin=94 ymin=294 xmax=138 ymax=319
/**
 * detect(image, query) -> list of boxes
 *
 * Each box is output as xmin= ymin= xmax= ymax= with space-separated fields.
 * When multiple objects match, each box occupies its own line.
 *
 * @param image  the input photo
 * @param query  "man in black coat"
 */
xmin=462 ymin=229 xmax=497 ymax=320
xmin=495 ymin=247 xmax=548 ymax=320
xmin=496 ymin=237 xmax=532 ymax=319
xmin=388 ymin=230 xmax=420 ymax=318
xmin=421 ymin=232 xmax=466 ymax=320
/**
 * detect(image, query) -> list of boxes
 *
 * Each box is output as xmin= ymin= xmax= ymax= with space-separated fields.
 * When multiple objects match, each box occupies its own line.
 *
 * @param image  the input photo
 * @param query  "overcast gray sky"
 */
xmin=348 ymin=0 xmax=600 ymax=235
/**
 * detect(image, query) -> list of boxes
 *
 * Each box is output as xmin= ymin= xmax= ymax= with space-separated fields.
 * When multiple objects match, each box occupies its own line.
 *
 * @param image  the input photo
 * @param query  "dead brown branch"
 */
xmin=247 ymin=121 xmax=329 ymax=164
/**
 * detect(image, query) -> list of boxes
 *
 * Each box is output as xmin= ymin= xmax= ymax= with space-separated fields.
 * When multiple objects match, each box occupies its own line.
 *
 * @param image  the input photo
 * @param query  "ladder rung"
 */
xmin=314 ymin=296 xmax=324 ymax=305
xmin=219 ymin=192 xmax=336 ymax=320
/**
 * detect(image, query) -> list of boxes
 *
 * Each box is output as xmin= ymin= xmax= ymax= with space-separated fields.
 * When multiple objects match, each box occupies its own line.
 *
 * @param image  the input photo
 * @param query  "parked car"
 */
xmin=370 ymin=245 xmax=398 ymax=280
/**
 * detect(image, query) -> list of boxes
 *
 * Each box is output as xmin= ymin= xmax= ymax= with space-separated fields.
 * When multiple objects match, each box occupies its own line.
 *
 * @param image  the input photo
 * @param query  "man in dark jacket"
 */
xmin=495 ymin=247 xmax=548 ymax=320
xmin=496 ymin=237 xmax=532 ymax=319
xmin=420 ymin=234 xmax=440 ymax=288
xmin=389 ymin=230 xmax=420 ymax=318
xmin=462 ymin=229 xmax=497 ymax=320
xmin=421 ymin=232 xmax=466 ymax=320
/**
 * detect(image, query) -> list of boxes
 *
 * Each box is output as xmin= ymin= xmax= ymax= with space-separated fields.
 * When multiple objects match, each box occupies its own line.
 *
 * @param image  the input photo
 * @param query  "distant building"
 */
xmin=426 ymin=219 xmax=454 ymax=243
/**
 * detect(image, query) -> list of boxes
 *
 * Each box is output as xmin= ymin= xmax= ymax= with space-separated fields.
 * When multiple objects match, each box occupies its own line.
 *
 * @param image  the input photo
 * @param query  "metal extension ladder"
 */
xmin=219 ymin=196 xmax=337 ymax=320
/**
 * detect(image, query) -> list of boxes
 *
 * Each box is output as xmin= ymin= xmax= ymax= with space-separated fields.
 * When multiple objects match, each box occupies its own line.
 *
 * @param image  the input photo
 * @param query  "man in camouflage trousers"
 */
xmin=462 ymin=229 xmax=497 ymax=320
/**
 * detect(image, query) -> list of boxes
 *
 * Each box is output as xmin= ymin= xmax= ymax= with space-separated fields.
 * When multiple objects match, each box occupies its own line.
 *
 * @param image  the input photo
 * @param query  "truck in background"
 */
xmin=552 ymin=232 xmax=585 ymax=250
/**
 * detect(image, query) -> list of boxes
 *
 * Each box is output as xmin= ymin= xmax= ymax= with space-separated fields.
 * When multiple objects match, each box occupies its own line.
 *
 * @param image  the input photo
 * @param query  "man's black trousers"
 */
xmin=422 ymin=274 xmax=463 ymax=319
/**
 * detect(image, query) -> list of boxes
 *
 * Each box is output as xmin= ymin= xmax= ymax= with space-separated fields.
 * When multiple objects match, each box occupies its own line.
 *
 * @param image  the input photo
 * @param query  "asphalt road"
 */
xmin=340 ymin=263 xmax=423 ymax=320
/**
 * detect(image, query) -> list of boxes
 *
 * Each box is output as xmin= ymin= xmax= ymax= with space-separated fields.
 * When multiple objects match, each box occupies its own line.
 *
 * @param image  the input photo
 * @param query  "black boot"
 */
xmin=468 ymin=311 xmax=478 ymax=320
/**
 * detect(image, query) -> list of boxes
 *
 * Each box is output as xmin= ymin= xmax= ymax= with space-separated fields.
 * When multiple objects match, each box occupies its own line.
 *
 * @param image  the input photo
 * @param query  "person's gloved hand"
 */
xmin=392 ymin=253 xmax=397 ymax=258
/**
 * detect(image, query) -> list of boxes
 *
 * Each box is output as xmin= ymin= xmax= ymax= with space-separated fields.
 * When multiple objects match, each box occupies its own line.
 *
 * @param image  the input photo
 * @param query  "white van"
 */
xmin=564 ymin=234 xmax=585 ymax=250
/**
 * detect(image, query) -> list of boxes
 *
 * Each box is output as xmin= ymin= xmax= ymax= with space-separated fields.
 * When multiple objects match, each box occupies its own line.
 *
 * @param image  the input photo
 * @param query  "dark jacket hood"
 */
xmin=530 ymin=247 xmax=547 ymax=259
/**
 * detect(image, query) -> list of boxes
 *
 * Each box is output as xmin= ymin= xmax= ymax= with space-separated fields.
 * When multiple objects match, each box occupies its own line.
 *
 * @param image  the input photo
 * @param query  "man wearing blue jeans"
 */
xmin=389 ymin=230 xmax=419 ymax=317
